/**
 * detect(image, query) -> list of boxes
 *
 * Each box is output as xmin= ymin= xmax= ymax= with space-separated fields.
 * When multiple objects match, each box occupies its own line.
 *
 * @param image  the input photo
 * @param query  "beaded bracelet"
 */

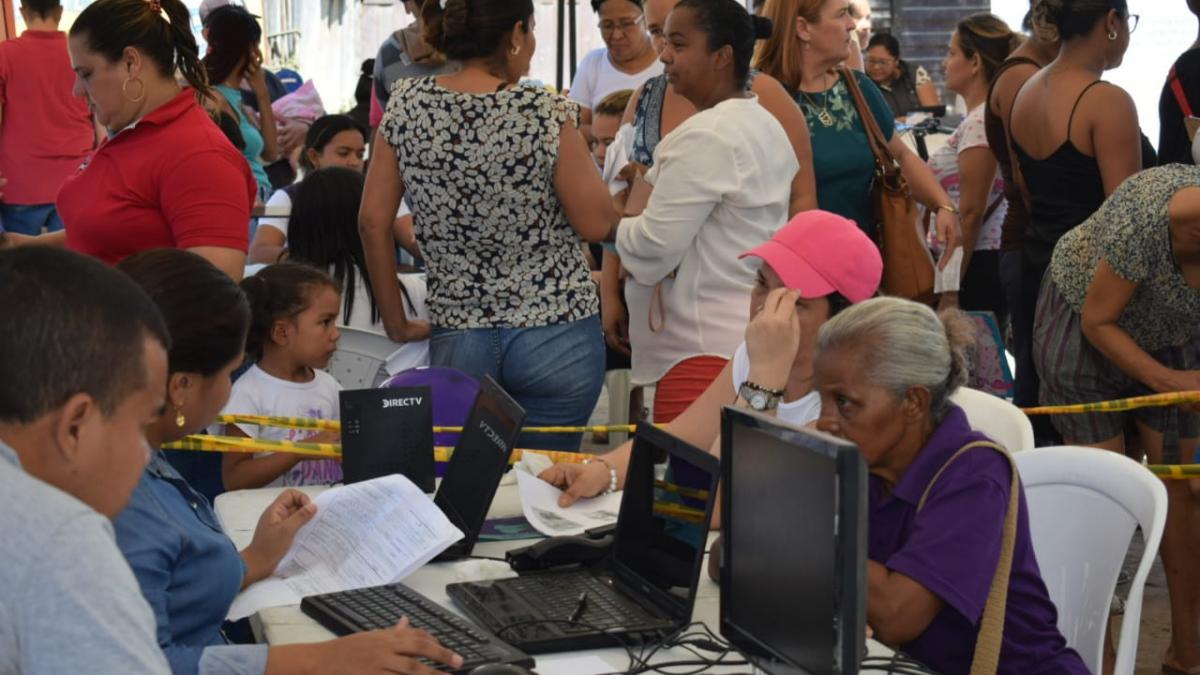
xmin=582 ymin=457 xmax=618 ymax=495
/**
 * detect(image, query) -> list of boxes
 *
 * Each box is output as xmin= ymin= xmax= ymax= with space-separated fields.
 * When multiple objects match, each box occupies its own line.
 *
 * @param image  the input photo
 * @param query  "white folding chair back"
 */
xmin=604 ymin=369 xmax=634 ymax=446
xmin=326 ymin=327 xmax=399 ymax=389
xmin=950 ymin=386 xmax=1035 ymax=452
xmin=1016 ymin=447 xmax=1167 ymax=675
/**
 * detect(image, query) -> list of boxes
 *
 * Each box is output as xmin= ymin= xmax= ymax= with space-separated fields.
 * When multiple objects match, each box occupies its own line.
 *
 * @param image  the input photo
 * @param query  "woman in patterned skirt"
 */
xmin=1033 ymin=164 xmax=1200 ymax=673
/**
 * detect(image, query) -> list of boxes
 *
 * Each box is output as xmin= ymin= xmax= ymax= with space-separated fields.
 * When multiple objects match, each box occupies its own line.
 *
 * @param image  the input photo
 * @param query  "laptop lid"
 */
xmin=610 ymin=423 xmax=720 ymax=624
xmin=719 ymin=407 xmax=867 ymax=675
xmin=340 ymin=386 xmax=435 ymax=492
xmin=435 ymin=375 xmax=526 ymax=558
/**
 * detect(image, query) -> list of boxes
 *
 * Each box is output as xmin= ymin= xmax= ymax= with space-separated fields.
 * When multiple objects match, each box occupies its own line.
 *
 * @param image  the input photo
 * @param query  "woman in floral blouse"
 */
xmin=359 ymin=0 xmax=618 ymax=451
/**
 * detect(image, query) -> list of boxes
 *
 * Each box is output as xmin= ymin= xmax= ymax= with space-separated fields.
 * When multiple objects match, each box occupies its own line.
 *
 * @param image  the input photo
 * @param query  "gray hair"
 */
xmin=816 ymin=297 xmax=973 ymax=421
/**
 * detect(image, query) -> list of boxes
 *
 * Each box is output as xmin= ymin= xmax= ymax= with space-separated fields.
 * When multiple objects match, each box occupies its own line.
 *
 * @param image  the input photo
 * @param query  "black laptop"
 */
xmin=719 ymin=407 xmax=868 ymax=675
xmin=446 ymin=423 xmax=720 ymax=654
xmin=435 ymin=375 xmax=526 ymax=560
xmin=300 ymin=377 xmax=530 ymax=673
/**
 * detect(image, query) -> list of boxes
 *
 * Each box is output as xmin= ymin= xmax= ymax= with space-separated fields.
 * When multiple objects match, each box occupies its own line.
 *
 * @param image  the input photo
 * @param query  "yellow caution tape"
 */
xmin=1020 ymin=391 xmax=1200 ymax=416
xmin=163 ymin=434 xmax=592 ymax=465
xmin=216 ymin=413 xmax=642 ymax=435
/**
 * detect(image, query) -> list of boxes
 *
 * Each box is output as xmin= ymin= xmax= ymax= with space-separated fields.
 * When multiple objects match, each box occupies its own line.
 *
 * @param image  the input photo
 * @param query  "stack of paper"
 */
xmin=227 ymin=474 xmax=462 ymax=620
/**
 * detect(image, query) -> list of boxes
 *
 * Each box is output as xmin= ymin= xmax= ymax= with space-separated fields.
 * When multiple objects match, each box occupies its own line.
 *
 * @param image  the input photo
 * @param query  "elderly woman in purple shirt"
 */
xmin=812 ymin=297 xmax=1087 ymax=675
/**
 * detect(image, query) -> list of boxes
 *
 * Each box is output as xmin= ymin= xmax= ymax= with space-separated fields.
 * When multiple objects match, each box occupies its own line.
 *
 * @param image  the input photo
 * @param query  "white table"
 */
xmin=214 ymin=477 xmax=893 ymax=674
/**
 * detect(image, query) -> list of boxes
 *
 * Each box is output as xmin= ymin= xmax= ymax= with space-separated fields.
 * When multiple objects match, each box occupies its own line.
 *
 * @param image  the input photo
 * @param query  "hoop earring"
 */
xmin=1107 ymin=30 xmax=1118 ymax=41
xmin=510 ymin=44 xmax=521 ymax=56
xmin=122 ymin=77 xmax=146 ymax=103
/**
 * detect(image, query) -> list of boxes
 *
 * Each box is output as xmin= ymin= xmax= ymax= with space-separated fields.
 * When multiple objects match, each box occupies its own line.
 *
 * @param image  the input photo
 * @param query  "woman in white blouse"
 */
xmin=613 ymin=0 xmax=799 ymax=423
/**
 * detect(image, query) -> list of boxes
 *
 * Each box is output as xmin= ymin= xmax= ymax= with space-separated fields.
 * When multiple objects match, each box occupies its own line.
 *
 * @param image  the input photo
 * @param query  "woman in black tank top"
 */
xmin=1006 ymin=0 xmax=1140 ymax=429
xmin=984 ymin=24 xmax=1058 ymax=421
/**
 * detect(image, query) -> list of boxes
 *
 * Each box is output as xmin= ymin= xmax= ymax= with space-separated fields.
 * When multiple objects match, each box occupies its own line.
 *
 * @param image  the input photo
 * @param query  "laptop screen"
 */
xmin=435 ymin=376 xmax=525 ymax=557
xmin=719 ymin=407 xmax=866 ymax=675
xmin=611 ymin=424 xmax=719 ymax=621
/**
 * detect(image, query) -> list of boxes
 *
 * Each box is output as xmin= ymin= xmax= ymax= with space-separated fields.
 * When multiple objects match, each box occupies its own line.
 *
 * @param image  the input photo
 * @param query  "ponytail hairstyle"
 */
xmin=70 ymin=0 xmax=209 ymax=98
xmin=816 ymin=297 xmax=974 ymax=423
xmin=1031 ymin=0 xmax=1127 ymax=43
xmin=753 ymin=0 xmax=826 ymax=92
xmin=421 ymin=0 xmax=534 ymax=62
xmin=203 ymin=4 xmax=263 ymax=86
xmin=239 ymin=264 xmax=340 ymax=362
xmin=284 ymin=167 xmax=376 ymax=326
xmin=956 ymin=13 xmax=1021 ymax=83
xmin=298 ymin=115 xmax=367 ymax=173
xmin=676 ymin=0 xmax=774 ymax=91
xmin=117 ymin=249 xmax=251 ymax=377
xmin=21 ymin=0 xmax=61 ymax=20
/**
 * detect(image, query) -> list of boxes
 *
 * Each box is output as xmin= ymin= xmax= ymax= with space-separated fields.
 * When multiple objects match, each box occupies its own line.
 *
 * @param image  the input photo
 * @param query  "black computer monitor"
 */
xmin=719 ymin=407 xmax=867 ymax=675
xmin=435 ymin=375 xmax=526 ymax=559
xmin=612 ymin=423 xmax=721 ymax=621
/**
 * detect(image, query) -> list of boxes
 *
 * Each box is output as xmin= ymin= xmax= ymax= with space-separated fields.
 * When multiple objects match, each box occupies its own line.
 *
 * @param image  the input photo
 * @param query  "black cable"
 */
xmin=627 ymin=622 xmax=747 ymax=675
xmin=860 ymin=652 xmax=940 ymax=675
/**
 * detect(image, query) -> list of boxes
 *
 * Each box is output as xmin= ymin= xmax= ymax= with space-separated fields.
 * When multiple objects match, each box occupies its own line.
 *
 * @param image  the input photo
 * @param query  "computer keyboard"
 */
xmin=501 ymin=571 xmax=659 ymax=632
xmin=300 ymin=582 xmax=533 ymax=673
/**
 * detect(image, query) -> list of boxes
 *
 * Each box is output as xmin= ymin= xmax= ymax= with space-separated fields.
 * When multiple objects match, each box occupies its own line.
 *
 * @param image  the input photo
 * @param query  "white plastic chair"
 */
xmin=604 ymin=369 xmax=634 ymax=446
xmin=1016 ymin=446 xmax=1167 ymax=675
xmin=950 ymin=386 xmax=1035 ymax=452
xmin=325 ymin=327 xmax=399 ymax=389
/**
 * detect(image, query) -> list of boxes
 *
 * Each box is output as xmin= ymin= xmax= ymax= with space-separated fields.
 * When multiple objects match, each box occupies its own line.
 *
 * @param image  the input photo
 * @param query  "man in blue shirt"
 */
xmin=0 ymin=247 xmax=172 ymax=674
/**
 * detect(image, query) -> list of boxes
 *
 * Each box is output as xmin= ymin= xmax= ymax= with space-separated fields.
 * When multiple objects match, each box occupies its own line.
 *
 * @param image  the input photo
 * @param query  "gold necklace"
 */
xmin=801 ymin=73 xmax=835 ymax=128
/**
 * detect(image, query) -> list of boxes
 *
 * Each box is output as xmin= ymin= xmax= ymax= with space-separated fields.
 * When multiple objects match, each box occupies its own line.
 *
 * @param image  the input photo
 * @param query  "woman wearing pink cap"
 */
xmin=542 ymin=210 xmax=882 ymax=506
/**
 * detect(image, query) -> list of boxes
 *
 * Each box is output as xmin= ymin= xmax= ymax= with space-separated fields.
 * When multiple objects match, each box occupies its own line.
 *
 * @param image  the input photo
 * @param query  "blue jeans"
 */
xmin=430 ymin=315 xmax=605 ymax=452
xmin=0 ymin=203 xmax=64 ymax=236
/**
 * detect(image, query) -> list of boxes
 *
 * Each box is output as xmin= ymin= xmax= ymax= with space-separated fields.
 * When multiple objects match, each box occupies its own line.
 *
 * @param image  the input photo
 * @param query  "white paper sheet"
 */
xmin=227 ymin=474 xmax=463 ymax=620
xmin=515 ymin=467 xmax=623 ymax=537
xmin=934 ymin=246 xmax=964 ymax=294
xmin=533 ymin=654 xmax=619 ymax=675
xmin=602 ymin=123 xmax=637 ymax=196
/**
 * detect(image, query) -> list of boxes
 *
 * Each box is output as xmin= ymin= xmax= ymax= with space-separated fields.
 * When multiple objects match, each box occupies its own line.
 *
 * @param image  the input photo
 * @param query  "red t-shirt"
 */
xmin=59 ymin=88 xmax=255 ymax=265
xmin=0 ymin=30 xmax=95 ymax=205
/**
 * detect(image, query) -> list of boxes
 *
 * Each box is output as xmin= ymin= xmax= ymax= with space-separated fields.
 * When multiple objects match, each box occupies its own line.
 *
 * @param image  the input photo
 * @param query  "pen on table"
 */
xmin=567 ymin=591 xmax=589 ymax=623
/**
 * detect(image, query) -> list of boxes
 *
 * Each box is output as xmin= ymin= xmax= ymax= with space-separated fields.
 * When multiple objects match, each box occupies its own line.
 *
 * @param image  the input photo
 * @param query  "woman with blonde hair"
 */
xmin=753 ymin=0 xmax=960 ymax=259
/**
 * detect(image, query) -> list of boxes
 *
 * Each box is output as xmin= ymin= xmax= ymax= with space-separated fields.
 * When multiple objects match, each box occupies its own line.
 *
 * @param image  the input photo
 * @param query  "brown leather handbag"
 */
xmin=840 ymin=67 xmax=936 ymax=303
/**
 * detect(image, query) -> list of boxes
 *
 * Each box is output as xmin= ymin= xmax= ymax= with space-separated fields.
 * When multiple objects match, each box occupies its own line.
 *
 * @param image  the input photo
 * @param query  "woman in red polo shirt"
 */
xmin=4 ymin=0 xmax=255 ymax=280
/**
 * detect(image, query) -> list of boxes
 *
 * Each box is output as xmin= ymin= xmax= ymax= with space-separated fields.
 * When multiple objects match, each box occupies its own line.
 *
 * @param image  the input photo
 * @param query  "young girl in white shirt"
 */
xmin=223 ymin=263 xmax=345 ymax=489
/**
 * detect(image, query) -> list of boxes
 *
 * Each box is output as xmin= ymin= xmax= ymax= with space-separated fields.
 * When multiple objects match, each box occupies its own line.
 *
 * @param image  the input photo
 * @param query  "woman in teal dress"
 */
xmin=755 ymin=0 xmax=960 ymax=255
xmin=203 ymin=4 xmax=278 ymax=203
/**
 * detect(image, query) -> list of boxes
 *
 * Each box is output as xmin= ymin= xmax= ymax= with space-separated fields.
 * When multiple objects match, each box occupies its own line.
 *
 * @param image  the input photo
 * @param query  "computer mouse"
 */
xmin=467 ymin=664 xmax=535 ymax=675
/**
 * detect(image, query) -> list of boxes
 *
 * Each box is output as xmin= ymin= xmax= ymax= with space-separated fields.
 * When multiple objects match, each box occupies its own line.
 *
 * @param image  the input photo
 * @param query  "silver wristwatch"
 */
xmin=738 ymin=381 xmax=784 ymax=412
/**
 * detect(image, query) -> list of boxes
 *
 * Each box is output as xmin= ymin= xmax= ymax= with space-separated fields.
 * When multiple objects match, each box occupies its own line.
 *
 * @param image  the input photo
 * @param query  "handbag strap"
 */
xmin=839 ymin=66 xmax=899 ymax=176
xmin=1169 ymin=65 xmax=1195 ymax=119
xmin=648 ymin=281 xmax=667 ymax=333
xmin=917 ymin=440 xmax=1019 ymax=675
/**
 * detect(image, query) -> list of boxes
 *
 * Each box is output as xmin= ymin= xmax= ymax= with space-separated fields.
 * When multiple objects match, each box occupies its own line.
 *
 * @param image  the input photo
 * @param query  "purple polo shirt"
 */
xmin=869 ymin=405 xmax=1088 ymax=675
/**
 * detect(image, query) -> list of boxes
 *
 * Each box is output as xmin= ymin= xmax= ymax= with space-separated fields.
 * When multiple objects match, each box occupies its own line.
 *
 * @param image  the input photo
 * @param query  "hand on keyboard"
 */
xmin=314 ymin=617 xmax=465 ymax=675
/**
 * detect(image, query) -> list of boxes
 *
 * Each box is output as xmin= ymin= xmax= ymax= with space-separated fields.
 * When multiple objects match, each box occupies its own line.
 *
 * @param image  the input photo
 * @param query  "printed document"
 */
xmin=515 ymin=467 xmax=623 ymax=538
xmin=228 ymin=474 xmax=462 ymax=619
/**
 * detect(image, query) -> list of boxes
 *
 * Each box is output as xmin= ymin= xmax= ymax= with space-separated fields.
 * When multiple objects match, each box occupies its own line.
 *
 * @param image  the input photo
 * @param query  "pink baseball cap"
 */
xmin=740 ymin=210 xmax=882 ymax=303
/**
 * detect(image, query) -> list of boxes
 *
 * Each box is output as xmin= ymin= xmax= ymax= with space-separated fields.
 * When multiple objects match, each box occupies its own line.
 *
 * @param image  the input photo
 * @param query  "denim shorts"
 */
xmin=0 ymin=203 xmax=64 ymax=236
xmin=430 ymin=315 xmax=605 ymax=452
